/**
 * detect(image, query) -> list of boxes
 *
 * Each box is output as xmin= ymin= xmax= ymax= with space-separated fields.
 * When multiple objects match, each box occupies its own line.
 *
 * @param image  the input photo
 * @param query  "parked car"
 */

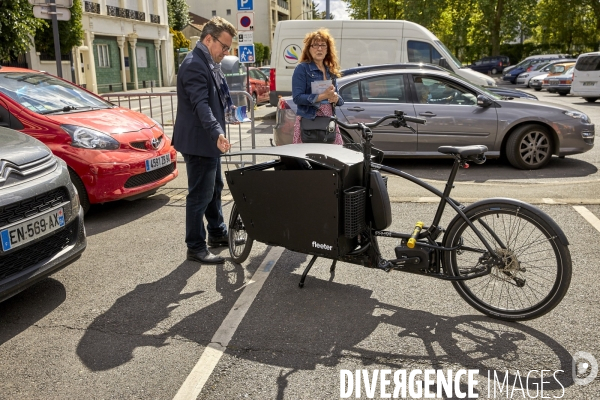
xmin=248 ymin=67 xmax=270 ymax=105
xmin=530 ymin=74 xmax=547 ymax=91
xmin=469 ymin=55 xmax=510 ymax=75
xmin=517 ymin=59 xmax=577 ymax=87
xmin=341 ymin=63 xmax=537 ymax=99
xmin=546 ymin=66 xmax=575 ymax=96
xmin=0 ymin=67 xmax=178 ymax=213
xmin=503 ymin=55 xmax=571 ymax=83
xmin=503 ymin=54 xmax=570 ymax=76
xmin=0 ymin=127 xmax=86 ymax=302
xmin=542 ymin=62 xmax=576 ymax=92
xmin=274 ymin=68 xmax=594 ymax=169
xmin=571 ymin=51 xmax=600 ymax=103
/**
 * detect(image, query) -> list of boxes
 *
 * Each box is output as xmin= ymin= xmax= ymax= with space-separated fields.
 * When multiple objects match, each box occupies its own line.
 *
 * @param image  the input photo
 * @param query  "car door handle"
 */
xmin=419 ymin=112 xmax=437 ymax=117
xmin=346 ymin=107 xmax=365 ymax=112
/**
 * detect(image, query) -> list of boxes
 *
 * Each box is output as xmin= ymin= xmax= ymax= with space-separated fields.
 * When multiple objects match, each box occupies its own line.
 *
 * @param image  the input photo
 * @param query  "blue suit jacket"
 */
xmin=172 ymin=47 xmax=225 ymax=158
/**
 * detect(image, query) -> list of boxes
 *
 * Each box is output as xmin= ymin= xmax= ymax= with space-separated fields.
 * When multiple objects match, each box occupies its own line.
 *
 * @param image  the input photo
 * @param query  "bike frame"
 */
xmin=334 ymin=113 xmax=501 ymax=281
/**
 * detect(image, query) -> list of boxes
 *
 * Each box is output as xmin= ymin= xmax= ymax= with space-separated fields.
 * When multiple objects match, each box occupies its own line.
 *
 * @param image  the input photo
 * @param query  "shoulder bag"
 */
xmin=300 ymin=76 xmax=337 ymax=144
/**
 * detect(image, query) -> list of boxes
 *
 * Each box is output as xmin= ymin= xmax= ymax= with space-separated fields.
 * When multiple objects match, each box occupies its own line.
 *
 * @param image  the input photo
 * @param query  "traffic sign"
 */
xmin=238 ymin=32 xmax=253 ymax=45
xmin=237 ymin=12 xmax=254 ymax=31
xmin=33 ymin=5 xmax=71 ymax=20
xmin=239 ymin=45 xmax=255 ymax=63
xmin=237 ymin=0 xmax=253 ymax=11
xmin=28 ymin=0 xmax=73 ymax=7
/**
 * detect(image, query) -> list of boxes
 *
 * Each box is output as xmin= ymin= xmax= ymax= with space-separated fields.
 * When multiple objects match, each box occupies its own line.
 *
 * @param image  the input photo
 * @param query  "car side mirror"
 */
xmin=476 ymin=95 xmax=493 ymax=108
xmin=439 ymin=58 xmax=451 ymax=70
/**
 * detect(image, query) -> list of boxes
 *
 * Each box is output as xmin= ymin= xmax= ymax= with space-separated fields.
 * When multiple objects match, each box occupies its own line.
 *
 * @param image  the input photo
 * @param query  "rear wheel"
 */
xmin=68 ymin=168 xmax=90 ymax=214
xmin=584 ymin=97 xmax=598 ymax=103
xmin=252 ymin=93 xmax=258 ymax=107
xmin=506 ymin=124 xmax=553 ymax=169
xmin=534 ymin=88 xmax=542 ymax=91
xmin=559 ymin=92 xmax=567 ymax=96
xmin=491 ymin=68 xmax=498 ymax=75
xmin=443 ymin=202 xmax=571 ymax=321
xmin=228 ymin=202 xmax=253 ymax=263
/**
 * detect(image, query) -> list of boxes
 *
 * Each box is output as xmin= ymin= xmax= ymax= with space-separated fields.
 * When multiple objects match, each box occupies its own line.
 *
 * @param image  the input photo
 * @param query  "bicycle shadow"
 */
xmin=384 ymin=157 xmax=598 ymax=182
xmin=219 ymin=251 xmax=575 ymax=399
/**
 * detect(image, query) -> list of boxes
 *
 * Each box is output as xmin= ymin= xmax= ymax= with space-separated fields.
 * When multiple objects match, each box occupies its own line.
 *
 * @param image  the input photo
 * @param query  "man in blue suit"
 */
xmin=172 ymin=17 xmax=236 ymax=264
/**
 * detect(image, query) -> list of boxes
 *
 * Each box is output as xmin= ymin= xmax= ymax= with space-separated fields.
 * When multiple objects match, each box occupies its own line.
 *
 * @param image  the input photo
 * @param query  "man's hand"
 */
xmin=217 ymin=134 xmax=230 ymax=153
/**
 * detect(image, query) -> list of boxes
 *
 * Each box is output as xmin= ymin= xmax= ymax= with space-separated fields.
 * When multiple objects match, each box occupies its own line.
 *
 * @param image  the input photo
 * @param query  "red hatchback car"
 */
xmin=0 ymin=67 xmax=177 ymax=212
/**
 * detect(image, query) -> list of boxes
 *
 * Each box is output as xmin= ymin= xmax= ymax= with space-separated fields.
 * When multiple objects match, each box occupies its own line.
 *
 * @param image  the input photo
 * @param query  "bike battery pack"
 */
xmin=369 ymin=170 xmax=392 ymax=230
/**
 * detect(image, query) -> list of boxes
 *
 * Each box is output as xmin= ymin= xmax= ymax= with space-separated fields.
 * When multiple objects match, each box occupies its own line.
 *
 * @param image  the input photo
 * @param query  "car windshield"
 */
xmin=434 ymin=40 xmax=463 ymax=68
xmin=0 ymin=72 xmax=112 ymax=114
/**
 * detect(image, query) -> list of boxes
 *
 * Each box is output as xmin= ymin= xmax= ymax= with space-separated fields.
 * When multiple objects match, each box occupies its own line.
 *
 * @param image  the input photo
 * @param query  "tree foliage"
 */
xmin=34 ymin=0 xmax=84 ymax=56
xmin=345 ymin=0 xmax=599 ymax=61
xmin=0 ymin=0 xmax=47 ymax=61
xmin=170 ymin=27 xmax=190 ymax=51
xmin=167 ymin=0 xmax=190 ymax=31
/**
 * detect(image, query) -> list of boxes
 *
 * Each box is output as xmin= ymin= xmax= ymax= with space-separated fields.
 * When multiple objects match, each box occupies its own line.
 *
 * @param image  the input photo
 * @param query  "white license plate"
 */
xmin=1 ymin=207 xmax=65 ymax=252
xmin=549 ymin=79 xmax=559 ymax=85
xmin=145 ymin=154 xmax=171 ymax=172
xmin=583 ymin=81 xmax=596 ymax=86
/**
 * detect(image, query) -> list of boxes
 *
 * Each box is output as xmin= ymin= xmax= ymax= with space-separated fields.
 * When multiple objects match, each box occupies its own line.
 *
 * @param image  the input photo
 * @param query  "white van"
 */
xmin=571 ymin=52 xmax=600 ymax=103
xmin=269 ymin=20 xmax=496 ymax=106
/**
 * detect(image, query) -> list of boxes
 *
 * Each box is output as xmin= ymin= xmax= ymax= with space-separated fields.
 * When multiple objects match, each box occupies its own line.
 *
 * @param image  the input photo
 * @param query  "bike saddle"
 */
xmin=437 ymin=145 xmax=488 ymax=158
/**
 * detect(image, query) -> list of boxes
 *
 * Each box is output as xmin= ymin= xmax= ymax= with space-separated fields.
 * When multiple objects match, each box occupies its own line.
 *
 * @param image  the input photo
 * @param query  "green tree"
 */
xmin=0 ymin=0 xmax=47 ymax=61
xmin=263 ymin=45 xmax=271 ymax=64
xmin=171 ymin=27 xmax=190 ymax=51
xmin=254 ymin=42 xmax=264 ymax=64
xmin=34 ymin=0 xmax=84 ymax=57
xmin=535 ymin=0 xmax=597 ymax=53
xmin=167 ymin=0 xmax=190 ymax=31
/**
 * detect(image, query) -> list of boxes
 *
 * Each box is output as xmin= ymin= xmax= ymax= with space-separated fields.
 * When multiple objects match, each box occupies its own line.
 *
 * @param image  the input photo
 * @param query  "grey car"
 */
xmin=273 ymin=69 xmax=595 ymax=169
xmin=0 ymin=127 xmax=86 ymax=302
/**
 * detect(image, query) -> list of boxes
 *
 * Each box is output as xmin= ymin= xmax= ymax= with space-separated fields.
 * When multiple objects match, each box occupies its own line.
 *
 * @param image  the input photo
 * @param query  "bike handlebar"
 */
xmin=334 ymin=110 xmax=427 ymax=131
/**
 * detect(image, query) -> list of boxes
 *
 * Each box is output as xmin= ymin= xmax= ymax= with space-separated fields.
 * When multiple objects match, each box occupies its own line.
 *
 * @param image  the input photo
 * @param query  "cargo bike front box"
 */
xmin=225 ymin=144 xmax=386 ymax=259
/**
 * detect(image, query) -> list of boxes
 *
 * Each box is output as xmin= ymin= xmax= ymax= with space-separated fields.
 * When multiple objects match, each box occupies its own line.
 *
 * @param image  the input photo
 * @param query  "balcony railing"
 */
xmin=106 ymin=5 xmax=145 ymax=21
xmin=277 ymin=0 xmax=289 ymax=10
xmin=150 ymin=14 xmax=160 ymax=24
xmin=84 ymin=1 xmax=100 ymax=14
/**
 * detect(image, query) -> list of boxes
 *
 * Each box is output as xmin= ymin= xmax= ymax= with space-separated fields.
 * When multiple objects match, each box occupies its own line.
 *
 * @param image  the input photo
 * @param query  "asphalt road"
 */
xmin=1 ymin=87 xmax=599 ymax=399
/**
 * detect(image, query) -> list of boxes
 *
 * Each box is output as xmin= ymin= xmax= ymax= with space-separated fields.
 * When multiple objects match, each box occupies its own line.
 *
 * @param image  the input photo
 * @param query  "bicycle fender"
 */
xmin=449 ymin=197 xmax=569 ymax=246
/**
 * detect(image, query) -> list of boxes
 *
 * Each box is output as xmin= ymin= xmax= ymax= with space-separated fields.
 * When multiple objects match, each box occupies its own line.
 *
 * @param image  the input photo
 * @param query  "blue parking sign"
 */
xmin=239 ymin=45 xmax=255 ymax=63
xmin=237 ymin=0 xmax=253 ymax=11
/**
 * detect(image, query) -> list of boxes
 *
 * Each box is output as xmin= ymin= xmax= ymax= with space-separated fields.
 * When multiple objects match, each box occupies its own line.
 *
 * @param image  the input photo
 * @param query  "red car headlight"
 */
xmin=61 ymin=124 xmax=120 ymax=150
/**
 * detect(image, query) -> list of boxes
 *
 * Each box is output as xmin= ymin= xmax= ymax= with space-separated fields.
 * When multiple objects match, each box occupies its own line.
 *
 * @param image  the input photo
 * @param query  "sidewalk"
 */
xmin=108 ymin=85 xmax=276 ymax=120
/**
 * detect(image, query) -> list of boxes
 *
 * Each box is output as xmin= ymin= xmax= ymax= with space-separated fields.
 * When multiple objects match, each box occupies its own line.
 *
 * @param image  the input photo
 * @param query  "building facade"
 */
xmin=27 ymin=0 xmax=175 ymax=93
xmin=186 ymin=0 xmax=313 ymax=52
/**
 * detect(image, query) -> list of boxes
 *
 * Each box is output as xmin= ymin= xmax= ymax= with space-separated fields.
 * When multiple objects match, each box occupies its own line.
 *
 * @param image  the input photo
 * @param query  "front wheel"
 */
xmin=228 ymin=203 xmax=254 ymax=263
xmin=443 ymin=202 xmax=571 ymax=321
xmin=584 ymin=97 xmax=598 ymax=103
xmin=506 ymin=124 xmax=553 ymax=169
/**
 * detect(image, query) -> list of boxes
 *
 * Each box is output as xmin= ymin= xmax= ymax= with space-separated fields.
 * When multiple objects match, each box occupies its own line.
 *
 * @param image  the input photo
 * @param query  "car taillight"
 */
xmin=527 ymin=66 xmax=533 ymax=71
xmin=499 ymin=62 xmax=503 ymax=67
xmin=270 ymin=68 xmax=276 ymax=91
xmin=278 ymin=98 xmax=291 ymax=110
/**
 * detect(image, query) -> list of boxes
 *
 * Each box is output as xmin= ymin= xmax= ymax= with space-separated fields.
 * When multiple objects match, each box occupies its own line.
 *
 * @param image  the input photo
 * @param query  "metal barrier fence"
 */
xmin=101 ymin=90 xmax=256 ymax=167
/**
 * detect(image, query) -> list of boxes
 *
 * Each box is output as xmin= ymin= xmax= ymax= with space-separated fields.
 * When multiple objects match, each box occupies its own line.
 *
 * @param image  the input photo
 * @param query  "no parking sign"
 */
xmin=237 ymin=12 xmax=254 ymax=31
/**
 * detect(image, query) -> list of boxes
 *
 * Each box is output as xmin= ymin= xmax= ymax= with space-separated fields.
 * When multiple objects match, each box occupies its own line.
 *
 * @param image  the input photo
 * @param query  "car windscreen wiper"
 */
xmin=39 ymin=105 xmax=92 ymax=114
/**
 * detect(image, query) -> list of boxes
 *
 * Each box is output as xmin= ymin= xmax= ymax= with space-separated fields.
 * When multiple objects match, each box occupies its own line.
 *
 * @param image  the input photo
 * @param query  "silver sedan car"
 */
xmin=273 ymin=69 xmax=595 ymax=169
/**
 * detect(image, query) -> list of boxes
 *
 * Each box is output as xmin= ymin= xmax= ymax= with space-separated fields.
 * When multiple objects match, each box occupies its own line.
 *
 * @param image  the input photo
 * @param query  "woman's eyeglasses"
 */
xmin=212 ymin=35 xmax=231 ymax=52
xmin=311 ymin=43 xmax=328 ymax=49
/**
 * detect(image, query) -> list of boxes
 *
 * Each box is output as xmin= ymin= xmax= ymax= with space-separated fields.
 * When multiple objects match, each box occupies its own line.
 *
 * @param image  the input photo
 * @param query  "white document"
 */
xmin=311 ymin=80 xmax=332 ymax=95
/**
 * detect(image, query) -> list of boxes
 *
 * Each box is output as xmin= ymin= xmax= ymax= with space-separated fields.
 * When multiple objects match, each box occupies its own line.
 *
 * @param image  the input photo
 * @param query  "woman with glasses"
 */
xmin=291 ymin=29 xmax=344 ymax=144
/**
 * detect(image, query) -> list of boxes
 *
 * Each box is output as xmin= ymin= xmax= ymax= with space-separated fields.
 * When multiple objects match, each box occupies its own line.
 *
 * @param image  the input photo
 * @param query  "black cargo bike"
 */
xmin=224 ymin=110 xmax=572 ymax=321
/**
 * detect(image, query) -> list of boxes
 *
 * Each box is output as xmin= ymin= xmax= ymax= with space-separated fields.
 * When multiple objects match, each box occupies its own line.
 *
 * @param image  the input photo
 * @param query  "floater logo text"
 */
xmin=312 ymin=241 xmax=333 ymax=251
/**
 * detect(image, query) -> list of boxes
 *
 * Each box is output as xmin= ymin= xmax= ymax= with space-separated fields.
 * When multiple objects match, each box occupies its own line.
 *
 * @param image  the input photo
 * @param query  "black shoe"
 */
xmin=207 ymin=234 xmax=229 ymax=248
xmin=187 ymin=249 xmax=225 ymax=264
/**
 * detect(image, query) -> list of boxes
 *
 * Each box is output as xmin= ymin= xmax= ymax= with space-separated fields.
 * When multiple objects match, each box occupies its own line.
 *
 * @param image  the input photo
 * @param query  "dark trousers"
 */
xmin=183 ymin=153 xmax=226 ymax=252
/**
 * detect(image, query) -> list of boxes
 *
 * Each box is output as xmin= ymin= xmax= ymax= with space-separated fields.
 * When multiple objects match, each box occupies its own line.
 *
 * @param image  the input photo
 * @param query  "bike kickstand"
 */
xmin=299 ymin=255 xmax=318 ymax=288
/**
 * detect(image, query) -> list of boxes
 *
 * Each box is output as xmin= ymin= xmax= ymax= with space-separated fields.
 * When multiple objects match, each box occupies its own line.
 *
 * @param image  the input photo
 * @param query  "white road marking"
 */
xmin=173 ymin=246 xmax=285 ymax=400
xmin=573 ymin=206 xmax=600 ymax=233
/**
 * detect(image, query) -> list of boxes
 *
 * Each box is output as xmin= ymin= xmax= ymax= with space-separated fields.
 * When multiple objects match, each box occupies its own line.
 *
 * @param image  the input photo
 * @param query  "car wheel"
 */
xmin=252 ymin=93 xmax=258 ymax=106
xmin=506 ymin=124 xmax=553 ymax=170
xmin=559 ymin=92 xmax=567 ymax=96
xmin=68 ymin=168 xmax=90 ymax=214
xmin=584 ymin=97 xmax=598 ymax=103
xmin=491 ymin=68 xmax=498 ymax=75
xmin=534 ymin=88 xmax=541 ymax=91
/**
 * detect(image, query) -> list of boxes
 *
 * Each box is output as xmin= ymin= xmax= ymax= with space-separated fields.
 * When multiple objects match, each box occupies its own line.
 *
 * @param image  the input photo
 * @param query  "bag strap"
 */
xmin=331 ymin=75 xmax=337 ymax=117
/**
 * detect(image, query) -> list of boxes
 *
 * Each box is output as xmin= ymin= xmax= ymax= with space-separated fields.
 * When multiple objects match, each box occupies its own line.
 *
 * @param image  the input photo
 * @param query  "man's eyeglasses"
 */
xmin=311 ymin=43 xmax=328 ymax=49
xmin=212 ymin=35 xmax=231 ymax=52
